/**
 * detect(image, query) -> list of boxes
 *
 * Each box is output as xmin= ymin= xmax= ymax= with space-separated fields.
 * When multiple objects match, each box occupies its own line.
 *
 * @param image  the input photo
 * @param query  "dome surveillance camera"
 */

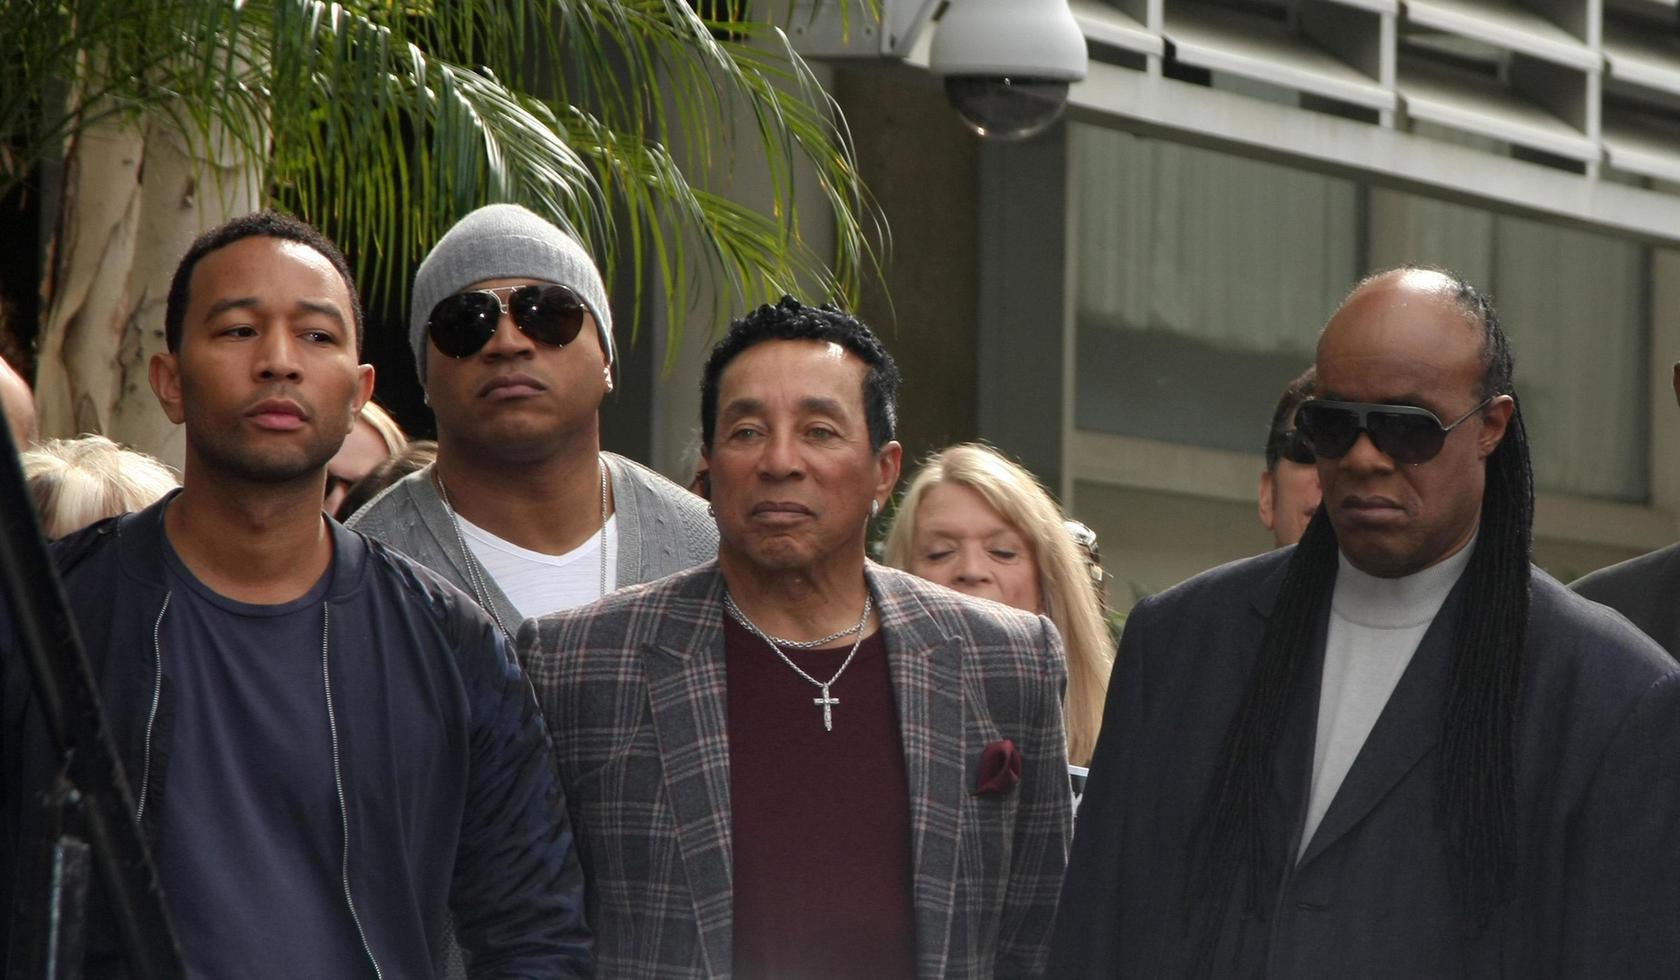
xmin=929 ymin=0 xmax=1089 ymax=141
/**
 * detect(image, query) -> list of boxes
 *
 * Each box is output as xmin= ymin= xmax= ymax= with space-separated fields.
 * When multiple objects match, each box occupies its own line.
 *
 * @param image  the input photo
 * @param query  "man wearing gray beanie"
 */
xmin=349 ymin=203 xmax=715 ymax=638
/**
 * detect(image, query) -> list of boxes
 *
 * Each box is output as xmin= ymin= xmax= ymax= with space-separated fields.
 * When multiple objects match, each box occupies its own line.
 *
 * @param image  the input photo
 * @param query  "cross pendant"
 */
xmin=813 ymin=685 xmax=839 ymax=732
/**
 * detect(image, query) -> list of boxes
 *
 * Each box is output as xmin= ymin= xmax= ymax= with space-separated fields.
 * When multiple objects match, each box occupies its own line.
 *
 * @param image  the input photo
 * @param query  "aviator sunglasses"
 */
xmin=1295 ymin=396 xmax=1495 ymax=466
xmin=427 ymin=284 xmax=587 ymax=359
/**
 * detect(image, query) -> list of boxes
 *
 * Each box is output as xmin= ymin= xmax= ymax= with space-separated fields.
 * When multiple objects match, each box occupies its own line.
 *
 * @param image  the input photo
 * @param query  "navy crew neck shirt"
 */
xmin=154 ymin=539 xmax=370 ymax=978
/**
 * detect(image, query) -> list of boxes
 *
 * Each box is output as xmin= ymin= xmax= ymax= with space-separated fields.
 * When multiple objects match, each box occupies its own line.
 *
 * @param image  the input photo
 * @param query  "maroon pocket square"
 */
xmin=973 ymin=738 xmax=1022 ymax=797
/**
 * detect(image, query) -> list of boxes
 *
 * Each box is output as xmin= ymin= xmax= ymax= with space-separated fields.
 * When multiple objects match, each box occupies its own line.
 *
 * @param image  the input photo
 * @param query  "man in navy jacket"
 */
xmin=1 ymin=212 xmax=590 ymax=977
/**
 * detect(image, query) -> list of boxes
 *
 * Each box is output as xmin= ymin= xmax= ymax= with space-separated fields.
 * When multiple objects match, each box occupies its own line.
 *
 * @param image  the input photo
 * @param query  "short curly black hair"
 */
xmin=700 ymin=296 xmax=900 ymax=452
xmin=163 ymin=210 xmax=363 ymax=354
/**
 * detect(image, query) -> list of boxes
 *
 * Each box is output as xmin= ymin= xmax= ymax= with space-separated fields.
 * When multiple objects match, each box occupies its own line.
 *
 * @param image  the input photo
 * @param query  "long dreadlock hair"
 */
xmin=1188 ymin=270 xmax=1535 ymax=971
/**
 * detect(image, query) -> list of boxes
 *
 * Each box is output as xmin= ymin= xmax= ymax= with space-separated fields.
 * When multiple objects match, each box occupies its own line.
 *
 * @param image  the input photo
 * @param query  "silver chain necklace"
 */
xmin=722 ymin=591 xmax=867 ymax=649
xmin=724 ymin=589 xmax=873 ymax=732
xmin=436 ymin=457 xmax=609 ymax=642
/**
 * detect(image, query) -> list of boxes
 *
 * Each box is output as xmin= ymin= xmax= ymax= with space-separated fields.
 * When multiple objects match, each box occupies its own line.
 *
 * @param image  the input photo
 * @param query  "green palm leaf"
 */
xmin=0 ymin=0 xmax=884 ymax=352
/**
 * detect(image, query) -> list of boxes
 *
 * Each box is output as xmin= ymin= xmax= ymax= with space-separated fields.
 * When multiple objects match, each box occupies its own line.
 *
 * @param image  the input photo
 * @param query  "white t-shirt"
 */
xmin=457 ymin=514 xmax=619 ymax=621
xmin=1297 ymin=539 xmax=1475 ymax=857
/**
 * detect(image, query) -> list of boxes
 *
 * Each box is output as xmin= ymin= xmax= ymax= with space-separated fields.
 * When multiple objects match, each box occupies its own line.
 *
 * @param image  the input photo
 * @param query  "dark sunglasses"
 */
xmin=427 ymin=284 xmax=587 ymax=359
xmin=1296 ymin=396 xmax=1494 ymax=466
xmin=1267 ymin=428 xmax=1316 ymax=466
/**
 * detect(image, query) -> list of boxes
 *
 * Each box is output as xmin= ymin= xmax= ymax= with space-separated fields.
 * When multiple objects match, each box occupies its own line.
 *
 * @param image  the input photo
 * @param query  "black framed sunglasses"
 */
xmin=427 ymin=284 xmax=587 ymax=359
xmin=1296 ymin=396 xmax=1494 ymax=466
xmin=1267 ymin=427 xmax=1316 ymax=466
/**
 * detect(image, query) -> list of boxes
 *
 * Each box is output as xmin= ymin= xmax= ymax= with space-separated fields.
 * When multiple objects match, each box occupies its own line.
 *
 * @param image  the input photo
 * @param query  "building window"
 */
xmin=1369 ymin=188 xmax=1650 ymax=502
xmin=1071 ymin=124 xmax=1358 ymax=456
xmin=1071 ymin=122 xmax=1651 ymax=503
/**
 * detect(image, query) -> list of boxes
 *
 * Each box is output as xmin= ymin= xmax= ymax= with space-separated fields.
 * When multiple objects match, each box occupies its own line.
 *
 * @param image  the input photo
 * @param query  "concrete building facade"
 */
xmin=621 ymin=0 xmax=1680 ymax=609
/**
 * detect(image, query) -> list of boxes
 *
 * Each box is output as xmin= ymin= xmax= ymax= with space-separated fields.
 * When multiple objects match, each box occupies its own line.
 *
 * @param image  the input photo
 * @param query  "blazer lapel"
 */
xmin=643 ymin=567 xmax=735 ymax=978
xmin=1271 ymin=597 xmax=1331 ymax=873
xmin=870 ymin=565 xmax=966 ymax=980
xmin=1246 ymin=554 xmax=1332 ymax=882
xmin=1296 ymin=582 xmax=1466 ymax=869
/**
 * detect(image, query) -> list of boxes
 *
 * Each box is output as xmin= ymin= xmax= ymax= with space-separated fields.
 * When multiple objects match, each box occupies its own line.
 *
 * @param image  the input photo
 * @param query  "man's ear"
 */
xmin=1671 ymin=361 xmax=1679 ymax=410
xmin=350 ymin=363 xmax=376 ymax=435
xmin=874 ymin=440 xmax=903 ymax=501
xmin=1476 ymin=394 xmax=1516 ymax=459
xmin=150 ymin=351 xmax=186 ymax=425
xmin=1258 ymin=471 xmax=1276 ymax=532
xmin=590 ymin=312 xmax=614 ymax=393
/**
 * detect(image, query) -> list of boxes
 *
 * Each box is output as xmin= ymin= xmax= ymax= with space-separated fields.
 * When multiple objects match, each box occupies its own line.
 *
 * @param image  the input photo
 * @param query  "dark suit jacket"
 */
xmin=1050 ymin=548 xmax=1680 ymax=979
xmin=1570 ymin=541 xmax=1680 ymax=660
xmin=520 ymin=561 xmax=1072 ymax=979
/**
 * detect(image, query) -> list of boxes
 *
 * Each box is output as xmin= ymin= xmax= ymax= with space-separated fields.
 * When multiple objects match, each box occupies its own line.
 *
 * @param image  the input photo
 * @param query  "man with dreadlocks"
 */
xmin=1048 ymin=268 xmax=1680 ymax=978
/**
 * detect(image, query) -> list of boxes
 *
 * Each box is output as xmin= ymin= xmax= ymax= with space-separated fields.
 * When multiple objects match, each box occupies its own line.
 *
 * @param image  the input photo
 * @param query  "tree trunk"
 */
xmin=37 ymin=93 xmax=260 ymax=468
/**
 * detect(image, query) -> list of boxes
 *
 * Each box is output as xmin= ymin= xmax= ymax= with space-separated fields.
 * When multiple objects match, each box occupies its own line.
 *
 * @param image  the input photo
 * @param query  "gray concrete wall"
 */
xmin=833 ymin=66 xmax=981 ymax=473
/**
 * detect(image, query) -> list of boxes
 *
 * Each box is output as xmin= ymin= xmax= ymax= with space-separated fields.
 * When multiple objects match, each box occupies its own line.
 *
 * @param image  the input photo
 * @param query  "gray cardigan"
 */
xmin=347 ymin=452 xmax=717 ymax=636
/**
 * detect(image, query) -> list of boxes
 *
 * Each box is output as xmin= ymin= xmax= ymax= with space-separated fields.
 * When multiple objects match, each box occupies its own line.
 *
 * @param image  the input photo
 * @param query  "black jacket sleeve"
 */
xmin=448 ymin=612 xmax=593 ymax=978
xmin=1561 ymin=671 xmax=1680 ymax=977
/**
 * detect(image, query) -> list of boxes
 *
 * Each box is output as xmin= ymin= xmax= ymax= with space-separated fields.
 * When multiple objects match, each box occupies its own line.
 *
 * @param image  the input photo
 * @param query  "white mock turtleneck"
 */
xmin=1297 ymin=537 xmax=1476 ymax=858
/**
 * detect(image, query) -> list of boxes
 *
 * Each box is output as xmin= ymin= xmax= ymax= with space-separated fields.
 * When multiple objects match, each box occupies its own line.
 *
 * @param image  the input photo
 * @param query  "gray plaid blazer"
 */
xmin=519 ymin=560 xmax=1072 ymax=979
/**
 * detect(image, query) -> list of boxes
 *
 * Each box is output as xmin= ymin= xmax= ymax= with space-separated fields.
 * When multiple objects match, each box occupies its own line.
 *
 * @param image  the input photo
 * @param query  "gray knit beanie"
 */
xmin=409 ymin=203 xmax=614 ymax=384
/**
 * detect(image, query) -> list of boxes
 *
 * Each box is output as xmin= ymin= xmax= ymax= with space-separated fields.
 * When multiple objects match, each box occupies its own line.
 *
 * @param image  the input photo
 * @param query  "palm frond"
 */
xmin=0 ymin=0 xmax=885 ymax=350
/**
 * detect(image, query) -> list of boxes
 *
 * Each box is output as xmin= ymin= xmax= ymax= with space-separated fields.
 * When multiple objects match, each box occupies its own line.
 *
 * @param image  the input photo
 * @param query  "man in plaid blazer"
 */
xmin=521 ymin=298 xmax=1071 ymax=979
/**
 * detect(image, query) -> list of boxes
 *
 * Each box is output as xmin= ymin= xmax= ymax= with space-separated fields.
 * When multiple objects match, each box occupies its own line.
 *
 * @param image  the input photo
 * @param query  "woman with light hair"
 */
xmin=883 ymin=443 xmax=1114 ymax=767
xmin=326 ymin=400 xmax=408 ymax=516
xmin=22 ymin=434 xmax=179 ymax=539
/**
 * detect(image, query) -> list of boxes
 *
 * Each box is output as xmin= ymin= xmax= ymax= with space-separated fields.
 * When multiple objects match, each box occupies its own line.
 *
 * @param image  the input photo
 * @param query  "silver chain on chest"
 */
xmin=436 ymin=457 xmax=609 ymax=642
xmin=723 ymin=589 xmax=873 ymax=732
xmin=723 ymin=591 xmax=869 ymax=649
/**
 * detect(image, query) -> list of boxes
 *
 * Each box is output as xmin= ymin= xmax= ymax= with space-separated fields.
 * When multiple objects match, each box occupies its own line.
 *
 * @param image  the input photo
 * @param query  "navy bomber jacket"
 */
xmin=0 ymin=495 xmax=592 ymax=978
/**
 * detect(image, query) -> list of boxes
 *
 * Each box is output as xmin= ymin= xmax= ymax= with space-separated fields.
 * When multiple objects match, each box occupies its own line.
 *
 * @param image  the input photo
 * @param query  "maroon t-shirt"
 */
xmin=724 ymin=616 xmax=918 ymax=980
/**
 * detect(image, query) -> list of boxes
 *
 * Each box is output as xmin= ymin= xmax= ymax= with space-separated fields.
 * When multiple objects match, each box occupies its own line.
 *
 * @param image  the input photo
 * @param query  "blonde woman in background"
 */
xmin=883 ymin=443 xmax=1114 ymax=767
xmin=22 ymin=434 xmax=179 ymax=539
xmin=325 ymin=400 xmax=408 ymax=516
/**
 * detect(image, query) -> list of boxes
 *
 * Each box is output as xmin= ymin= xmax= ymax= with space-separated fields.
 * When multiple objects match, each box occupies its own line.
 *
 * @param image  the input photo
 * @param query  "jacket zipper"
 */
xmin=317 ymin=605 xmax=384 ymax=980
xmin=321 ymin=604 xmax=385 ymax=980
xmin=135 ymin=593 xmax=171 ymax=822
xmin=136 ymin=594 xmax=384 ymax=977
